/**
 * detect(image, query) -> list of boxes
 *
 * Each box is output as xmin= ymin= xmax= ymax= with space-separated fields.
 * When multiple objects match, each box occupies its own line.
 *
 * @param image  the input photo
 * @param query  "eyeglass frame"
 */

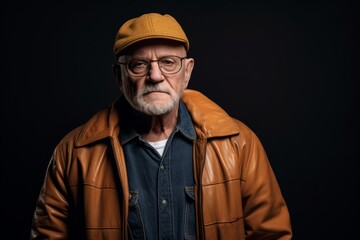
xmin=115 ymin=55 xmax=187 ymax=77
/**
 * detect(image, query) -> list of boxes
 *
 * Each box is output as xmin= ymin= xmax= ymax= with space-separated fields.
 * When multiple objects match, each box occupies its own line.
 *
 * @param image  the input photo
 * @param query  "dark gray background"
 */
xmin=1 ymin=0 xmax=359 ymax=239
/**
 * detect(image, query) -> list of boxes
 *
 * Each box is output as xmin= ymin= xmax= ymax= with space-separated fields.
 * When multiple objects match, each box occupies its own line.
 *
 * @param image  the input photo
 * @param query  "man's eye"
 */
xmin=160 ymin=59 xmax=175 ymax=65
xmin=131 ymin=60 xmax=148 ymax=68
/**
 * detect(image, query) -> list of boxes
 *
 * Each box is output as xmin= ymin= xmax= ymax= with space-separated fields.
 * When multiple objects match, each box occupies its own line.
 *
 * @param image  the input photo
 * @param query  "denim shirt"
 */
xmin=120 ymin=100 xmax=197 ymax=240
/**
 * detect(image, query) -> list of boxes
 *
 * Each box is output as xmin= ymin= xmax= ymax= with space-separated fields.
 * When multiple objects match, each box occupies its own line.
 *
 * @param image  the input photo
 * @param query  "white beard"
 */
xmin=122 ymin=83 xmax=181 ymax=115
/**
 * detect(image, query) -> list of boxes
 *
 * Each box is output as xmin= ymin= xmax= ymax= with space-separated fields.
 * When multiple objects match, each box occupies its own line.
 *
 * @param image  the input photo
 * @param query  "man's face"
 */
xmin=118 ymin=40 xmax=194 ymax=116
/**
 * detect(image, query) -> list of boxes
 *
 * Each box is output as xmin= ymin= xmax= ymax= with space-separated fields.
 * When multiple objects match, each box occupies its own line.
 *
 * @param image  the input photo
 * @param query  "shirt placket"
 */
xmin=157 ymin=135 xmax=174 ymax=239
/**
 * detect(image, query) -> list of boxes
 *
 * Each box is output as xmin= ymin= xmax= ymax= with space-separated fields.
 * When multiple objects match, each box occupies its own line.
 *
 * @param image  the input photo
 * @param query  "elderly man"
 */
xmin=31 ymin=13 xmax=292 ymax=239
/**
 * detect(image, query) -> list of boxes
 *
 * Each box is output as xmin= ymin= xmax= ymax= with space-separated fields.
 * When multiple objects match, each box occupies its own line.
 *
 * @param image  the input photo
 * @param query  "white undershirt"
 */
xmin=148 ymin=139 xmax=168 ymax=156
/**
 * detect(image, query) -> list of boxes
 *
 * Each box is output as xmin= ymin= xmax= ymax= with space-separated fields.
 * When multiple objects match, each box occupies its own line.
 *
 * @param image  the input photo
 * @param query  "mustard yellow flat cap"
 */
xmin=113 ymin=13 xmax=189 ymax=56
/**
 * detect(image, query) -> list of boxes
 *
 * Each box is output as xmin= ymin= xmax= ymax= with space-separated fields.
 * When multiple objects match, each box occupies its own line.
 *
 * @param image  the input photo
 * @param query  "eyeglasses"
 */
xmin=116 ymin=55 xmax=187 ymax=77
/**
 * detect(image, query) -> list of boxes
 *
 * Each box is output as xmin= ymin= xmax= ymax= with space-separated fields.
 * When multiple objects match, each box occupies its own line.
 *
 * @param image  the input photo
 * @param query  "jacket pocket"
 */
xmin=128 ymin=191 xmax=145 ymax=240
xmin=184 ymin=186 xmax=196 ymax=239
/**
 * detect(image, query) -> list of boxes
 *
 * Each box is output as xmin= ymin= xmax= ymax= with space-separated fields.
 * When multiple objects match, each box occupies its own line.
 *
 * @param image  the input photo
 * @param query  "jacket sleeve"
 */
xmin=241 ymin=131 xmax=292 ymax=240
xmin=30 ymin=143 xmax=70 ymax=239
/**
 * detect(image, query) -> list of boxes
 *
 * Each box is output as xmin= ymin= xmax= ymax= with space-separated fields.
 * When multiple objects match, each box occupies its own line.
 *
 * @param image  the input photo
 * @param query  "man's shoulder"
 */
xmin=58 ymin=102 xmax=118 ymax=148
xmin=231 ymin=117 xmax=256 ymax=139
xmin=182 ymin=89 xmax=259 ymax=140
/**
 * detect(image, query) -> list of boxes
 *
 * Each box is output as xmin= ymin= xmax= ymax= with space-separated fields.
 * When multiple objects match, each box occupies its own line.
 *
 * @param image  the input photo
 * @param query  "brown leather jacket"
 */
xmin=31 ymin=89 xmax=292 ymax=239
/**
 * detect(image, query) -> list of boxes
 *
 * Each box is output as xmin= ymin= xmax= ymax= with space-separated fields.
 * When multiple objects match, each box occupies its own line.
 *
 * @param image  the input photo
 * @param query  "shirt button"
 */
xmin=162 ymin=199 xmax=167 ymax=205
xmin=160 ymin=165 xmax=165 ymax=170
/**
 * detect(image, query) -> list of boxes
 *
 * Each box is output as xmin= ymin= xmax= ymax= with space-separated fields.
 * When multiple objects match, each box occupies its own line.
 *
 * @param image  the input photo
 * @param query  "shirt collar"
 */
xmin=176 ymin=100 xmax=196 ymax=140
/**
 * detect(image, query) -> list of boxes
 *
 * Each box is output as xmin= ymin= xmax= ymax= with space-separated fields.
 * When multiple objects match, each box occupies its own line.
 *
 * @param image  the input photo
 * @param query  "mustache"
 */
xmin=140 ymin=84 xmax=171 ymax=95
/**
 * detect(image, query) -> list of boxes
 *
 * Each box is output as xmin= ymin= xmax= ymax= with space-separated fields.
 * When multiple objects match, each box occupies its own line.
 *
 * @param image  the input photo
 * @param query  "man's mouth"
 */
xmin=143 ymin=90 xmax=168 ymax=95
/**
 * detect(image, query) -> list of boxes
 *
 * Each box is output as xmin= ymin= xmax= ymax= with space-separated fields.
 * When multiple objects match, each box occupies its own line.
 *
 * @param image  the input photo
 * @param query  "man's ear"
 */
xmin=184 ymin=58 xmax=194 ymax=87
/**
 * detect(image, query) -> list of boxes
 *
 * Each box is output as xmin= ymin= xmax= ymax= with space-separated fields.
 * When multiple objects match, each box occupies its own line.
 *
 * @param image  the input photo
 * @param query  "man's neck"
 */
xmin=140 ymin=106 xmax=179 ymax=142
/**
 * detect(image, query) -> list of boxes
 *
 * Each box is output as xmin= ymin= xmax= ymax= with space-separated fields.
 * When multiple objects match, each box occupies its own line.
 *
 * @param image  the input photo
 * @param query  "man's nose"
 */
xmin=147 ymin=62 xmax=164 ymax=81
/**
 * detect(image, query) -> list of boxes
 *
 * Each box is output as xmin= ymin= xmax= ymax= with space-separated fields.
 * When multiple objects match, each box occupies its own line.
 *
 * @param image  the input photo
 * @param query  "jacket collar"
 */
xmin=75 ymin=89 xmax=240 ymax=147
xmin=181 ymin=89 xmax=240 ymax=138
